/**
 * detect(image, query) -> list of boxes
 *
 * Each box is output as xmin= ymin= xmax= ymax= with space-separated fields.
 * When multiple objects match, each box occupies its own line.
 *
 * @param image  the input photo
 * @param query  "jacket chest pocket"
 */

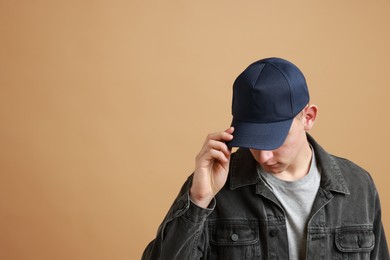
xmin=208 ymin=220 xmax=261 ymax=260
xmin=335 ymin=227 xmax=375 ymax=260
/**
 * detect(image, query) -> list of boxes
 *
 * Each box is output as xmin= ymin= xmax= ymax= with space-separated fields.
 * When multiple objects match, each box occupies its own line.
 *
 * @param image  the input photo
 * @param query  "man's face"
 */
xmin=249 ymin=116 xmax=308 ymax=174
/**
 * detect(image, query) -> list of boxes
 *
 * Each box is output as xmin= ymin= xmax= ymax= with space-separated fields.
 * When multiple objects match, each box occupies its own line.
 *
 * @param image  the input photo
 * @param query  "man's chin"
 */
xmin=261 ymin=164 xmax=285 ymax=174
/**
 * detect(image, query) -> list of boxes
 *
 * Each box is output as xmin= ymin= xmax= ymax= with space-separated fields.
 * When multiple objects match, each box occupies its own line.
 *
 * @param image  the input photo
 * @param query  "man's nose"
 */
xmin=258 ymin=150 xmax=274 ymax=163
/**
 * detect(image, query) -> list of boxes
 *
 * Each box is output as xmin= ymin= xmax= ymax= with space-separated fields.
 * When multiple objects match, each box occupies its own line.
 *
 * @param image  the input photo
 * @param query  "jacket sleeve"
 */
xmin=371 ymin=187 xmax=389 ymax=260
xmin=142 ymin=175 xmax=215 ymax=260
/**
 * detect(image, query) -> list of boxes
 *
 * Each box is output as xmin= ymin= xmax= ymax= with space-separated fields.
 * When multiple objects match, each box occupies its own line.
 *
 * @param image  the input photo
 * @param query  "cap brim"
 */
xmin=226 ymin=118 xmax=293 ymax=150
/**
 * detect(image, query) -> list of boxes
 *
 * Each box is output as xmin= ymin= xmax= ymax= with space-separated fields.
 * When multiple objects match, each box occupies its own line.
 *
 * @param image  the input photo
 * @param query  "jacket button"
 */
xmin=231 ymin=234 xmax=239 ymax=241
xmin=269 ymin=230 xmax=278 ymax=237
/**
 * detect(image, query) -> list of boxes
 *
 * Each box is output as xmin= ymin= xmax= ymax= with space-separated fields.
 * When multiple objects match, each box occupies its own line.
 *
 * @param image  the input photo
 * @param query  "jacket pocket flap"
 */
xmin=209 ymin=220 xmax=259 ymax=246
xmin=335 ymin=227 xmax=375 ymax=253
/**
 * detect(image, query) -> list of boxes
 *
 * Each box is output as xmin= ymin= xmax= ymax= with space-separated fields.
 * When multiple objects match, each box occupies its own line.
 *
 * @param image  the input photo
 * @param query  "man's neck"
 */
xmin=276 ymin=143 xmax=313 ymax=182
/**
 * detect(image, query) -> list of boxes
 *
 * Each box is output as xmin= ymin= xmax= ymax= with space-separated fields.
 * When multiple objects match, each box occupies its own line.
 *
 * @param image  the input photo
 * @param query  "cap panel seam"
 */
xmin=252 ymin=63 xmax=266 ymax=87
xmin=251 ymin=63 xmax=266 ymax=115
xmin=268 ymin=63 xmax=294 ymax=116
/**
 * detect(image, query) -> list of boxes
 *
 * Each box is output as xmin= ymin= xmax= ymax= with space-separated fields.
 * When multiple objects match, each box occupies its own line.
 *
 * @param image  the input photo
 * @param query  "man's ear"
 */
xmin=304 ymin=104 xmax=318 ymax=131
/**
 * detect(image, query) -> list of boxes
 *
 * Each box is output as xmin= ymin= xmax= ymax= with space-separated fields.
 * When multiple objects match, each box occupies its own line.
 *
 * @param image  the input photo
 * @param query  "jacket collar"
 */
xmin=229 ymin=134 xmax=350 ymax=195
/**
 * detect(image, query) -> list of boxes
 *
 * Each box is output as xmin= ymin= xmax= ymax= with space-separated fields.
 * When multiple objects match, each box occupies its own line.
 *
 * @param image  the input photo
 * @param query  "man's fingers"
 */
xmin=225 ymin=126 xmax=235 ymax=134
xmin=204 ymin=127 xmax=234 ymax=144
xmin=196 ymin=140 xmax=232 ymax=167
xmin=209 ymin=149 xmax=229 ymax=164
xmin=207 ymin=140 xmax=231 ymax=156
xmin=196 ymin=127 xmax=234 ymax=165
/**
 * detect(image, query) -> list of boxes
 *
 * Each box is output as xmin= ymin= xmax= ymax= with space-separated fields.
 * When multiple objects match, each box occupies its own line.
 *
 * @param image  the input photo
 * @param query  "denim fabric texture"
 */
xmin=142 ymin=134 xmax=389 ymax=260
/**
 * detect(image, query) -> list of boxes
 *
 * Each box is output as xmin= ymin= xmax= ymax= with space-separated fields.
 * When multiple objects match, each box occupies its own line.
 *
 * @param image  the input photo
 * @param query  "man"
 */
xmin=142 ymin=58 xmax=389 ymax=259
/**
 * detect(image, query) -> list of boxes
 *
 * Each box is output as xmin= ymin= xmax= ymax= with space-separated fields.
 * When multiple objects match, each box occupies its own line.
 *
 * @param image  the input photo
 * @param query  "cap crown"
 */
xmin=232 ymin=58 xmax=309 ymax=123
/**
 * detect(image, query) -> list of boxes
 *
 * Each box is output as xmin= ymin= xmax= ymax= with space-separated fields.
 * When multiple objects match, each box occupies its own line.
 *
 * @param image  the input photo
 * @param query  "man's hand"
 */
xmin=190 ymin=127 xmax=234 ymax=208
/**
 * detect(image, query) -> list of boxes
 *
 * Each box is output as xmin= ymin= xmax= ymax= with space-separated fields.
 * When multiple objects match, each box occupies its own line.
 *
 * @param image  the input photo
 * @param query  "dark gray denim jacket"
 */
xmin=142 ymin=135 xmax=389 ymax=259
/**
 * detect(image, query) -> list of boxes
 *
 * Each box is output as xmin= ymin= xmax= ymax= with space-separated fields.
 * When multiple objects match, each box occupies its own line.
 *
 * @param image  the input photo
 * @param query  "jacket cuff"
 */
xmin=173 ymin=192 xmax=215 ymax=223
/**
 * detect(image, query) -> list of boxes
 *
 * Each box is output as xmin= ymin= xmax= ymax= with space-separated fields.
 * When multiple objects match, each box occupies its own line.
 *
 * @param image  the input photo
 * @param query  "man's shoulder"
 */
xmin=329 ymin=154 xmax=375 ymax=188
xmin=330 ymin=154 xmax=368 ymax=173
xmin=308 ymin=134 xmax=375 ymax=188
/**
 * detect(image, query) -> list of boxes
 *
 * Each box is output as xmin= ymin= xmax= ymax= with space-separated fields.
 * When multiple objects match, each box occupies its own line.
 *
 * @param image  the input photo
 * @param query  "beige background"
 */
xmin=0 ymin=1 xmax=389 ymax=259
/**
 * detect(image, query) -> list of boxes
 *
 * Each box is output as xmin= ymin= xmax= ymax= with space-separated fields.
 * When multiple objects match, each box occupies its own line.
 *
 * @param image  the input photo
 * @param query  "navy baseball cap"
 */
xmin=226 ymin=57 xmax=310 ymax=150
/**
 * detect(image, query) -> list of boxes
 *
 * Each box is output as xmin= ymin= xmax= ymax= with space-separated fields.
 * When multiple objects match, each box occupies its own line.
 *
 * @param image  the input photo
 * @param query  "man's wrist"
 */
xmin=189 ymin=190 xmax=214 ymax=209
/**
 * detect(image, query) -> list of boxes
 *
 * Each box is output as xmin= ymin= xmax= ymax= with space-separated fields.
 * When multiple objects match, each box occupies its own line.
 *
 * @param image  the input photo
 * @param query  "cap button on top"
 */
xmin=231 ymin=233 xmax=239 ymax=241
